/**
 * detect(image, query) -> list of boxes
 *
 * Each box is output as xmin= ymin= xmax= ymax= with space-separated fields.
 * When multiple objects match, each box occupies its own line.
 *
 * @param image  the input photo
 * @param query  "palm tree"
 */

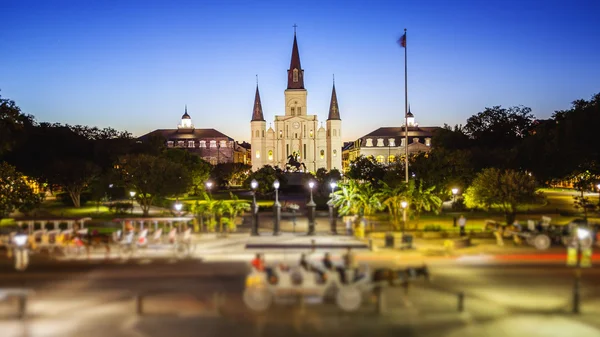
xmin=376 ymin=182 xmax=409 ymax=231
xmin=332 ymin=180 xmax=382 ymax=230
xmin=407 ymin=180 xmax=442 ymax=227
xmin=227 ymin=193 xmax=250 ymax=233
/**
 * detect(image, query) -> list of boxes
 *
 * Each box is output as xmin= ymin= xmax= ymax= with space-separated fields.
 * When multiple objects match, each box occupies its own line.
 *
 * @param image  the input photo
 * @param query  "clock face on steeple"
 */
xmin=293 ymin=122 xmax=300 ymax=129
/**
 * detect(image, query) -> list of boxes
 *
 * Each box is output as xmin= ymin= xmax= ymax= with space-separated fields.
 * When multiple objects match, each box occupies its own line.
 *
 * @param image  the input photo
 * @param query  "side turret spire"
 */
xmin=327 ymin=79 xmax=341 ymax=120
xmin=251 ymin=84 xmax=265 ymax=121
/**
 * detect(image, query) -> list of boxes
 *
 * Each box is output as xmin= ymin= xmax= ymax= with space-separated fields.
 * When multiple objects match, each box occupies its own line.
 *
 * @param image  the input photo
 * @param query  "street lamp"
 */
xmin=129 ymin=191 xmax=136 ymax=214
xmin=451 ymin=187 xmax=459 ymax=207
xmin=307 ymin=180 xmax=316 ymax=235
xmin=251 ymin=179 xmax=259 ymax=236
xmin=174 ymin=199 xmax=183 ymax=216
xmin=401 ymin=200 xmax=408 ymax=235
xmin=206 ymin=181 xmax=213 ymax=196
xmin=273 ymin=179 xmax=281 ymax=235
xmin=329 ymin=181 xmax=337 ymax=234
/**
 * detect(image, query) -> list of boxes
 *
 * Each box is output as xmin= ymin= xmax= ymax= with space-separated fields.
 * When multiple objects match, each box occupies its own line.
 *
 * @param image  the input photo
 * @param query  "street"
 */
xmin=1 ymin=255 xmax=600 ymax=337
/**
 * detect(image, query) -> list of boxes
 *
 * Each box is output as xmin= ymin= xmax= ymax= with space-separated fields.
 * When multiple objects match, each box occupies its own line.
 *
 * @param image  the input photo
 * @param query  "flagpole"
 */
xmin=404 ymin=28 xmax=409 ymax=184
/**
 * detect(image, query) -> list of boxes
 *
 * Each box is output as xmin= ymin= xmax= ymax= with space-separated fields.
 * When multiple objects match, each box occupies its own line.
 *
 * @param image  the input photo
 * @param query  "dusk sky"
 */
xmin=2 ymin=0 xmax=599 ymax=142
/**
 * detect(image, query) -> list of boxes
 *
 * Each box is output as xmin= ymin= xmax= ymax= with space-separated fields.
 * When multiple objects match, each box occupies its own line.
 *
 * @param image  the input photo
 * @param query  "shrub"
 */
xmin=109 ymin=202 xmax=133 ymax=214
xmin=423 ymin=224 xmax=442 ymax=232
xmin=57 ymin=192 xmax=91 ymax=207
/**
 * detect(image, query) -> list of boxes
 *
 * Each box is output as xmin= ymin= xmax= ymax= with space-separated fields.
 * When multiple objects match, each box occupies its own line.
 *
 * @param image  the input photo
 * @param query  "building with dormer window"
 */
xmin=139 ymin=106 xmax=246 ymax=165
xmin=341 ymin=108 xmax=440 ymax=172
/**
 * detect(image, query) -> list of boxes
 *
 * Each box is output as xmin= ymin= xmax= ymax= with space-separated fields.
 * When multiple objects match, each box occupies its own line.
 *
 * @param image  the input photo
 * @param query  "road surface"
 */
xmin=1 ymin=257 xmax=599 ymax=337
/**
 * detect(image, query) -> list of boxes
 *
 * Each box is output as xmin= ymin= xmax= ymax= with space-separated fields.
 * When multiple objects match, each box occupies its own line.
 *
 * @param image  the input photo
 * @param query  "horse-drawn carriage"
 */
xmin=487 ymin=217 xmax=597 ymax=250
xmin=114 ymin=227 xmax=195 ymax=260
xmin=243 ymin=256 xmax=429 ymax=312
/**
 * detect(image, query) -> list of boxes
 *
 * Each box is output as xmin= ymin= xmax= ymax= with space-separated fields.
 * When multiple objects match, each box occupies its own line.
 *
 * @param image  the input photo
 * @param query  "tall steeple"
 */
xmin=287 ymin=26 xmax=305 ymax=90
xmin=327 ymin=77 xmax=341 ymax=120
xmin=251 ymin=84 xmax=265 ymax=121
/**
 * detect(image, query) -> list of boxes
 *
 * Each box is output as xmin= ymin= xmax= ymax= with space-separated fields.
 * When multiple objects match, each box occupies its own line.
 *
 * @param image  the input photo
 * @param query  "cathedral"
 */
xmin=250 ymin=32 xmax=342 ymax=172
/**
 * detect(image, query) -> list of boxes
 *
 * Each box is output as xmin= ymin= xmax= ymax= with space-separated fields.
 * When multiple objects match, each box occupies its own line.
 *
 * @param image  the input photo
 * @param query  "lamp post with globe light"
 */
xmin=329 ymin=181 xmax=338 ymax=234
xmin=129 ymin=191 xmax=136 ymax=214
xmin=206 ymin=181 xmax=213 ymax=196
xmin=174 ymin=199 xmax=183 ymax=232
xmin=251 ymin=179 xmax=259 ymax=236
xmin=451 ymin=187 xmax=459 ymax=208
xmin=307 ymin=180 xmax=316 ymax=235
xmin=401 ymin=201 xmax=408 ymax=235
xmin=273 ymin=179 xmax=281 ymax=235
xmin=174 ymin=200 xmax=183 ymax=216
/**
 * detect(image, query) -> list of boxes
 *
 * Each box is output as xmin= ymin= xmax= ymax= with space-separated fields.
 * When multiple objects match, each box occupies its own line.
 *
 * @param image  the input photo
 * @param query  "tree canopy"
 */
xmin=0 ymin=162 xmax=44 ymax=220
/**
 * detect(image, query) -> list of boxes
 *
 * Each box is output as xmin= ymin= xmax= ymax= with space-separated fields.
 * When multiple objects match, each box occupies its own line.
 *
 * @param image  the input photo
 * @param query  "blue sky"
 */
xmin=1 ymin=0 xmax=599 ymax=142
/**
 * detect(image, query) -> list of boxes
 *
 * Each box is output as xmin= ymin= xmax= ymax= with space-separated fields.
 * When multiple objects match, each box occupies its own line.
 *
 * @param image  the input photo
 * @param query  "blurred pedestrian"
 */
xmin=458 ymin=215 xmax=466 ymax=237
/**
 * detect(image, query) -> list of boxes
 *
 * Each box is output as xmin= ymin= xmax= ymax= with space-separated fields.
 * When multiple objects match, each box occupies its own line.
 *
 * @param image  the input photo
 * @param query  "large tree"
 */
xmin=244 ymin=165 xmax=287 ymax=195
xmin=464 ymin=168 xmax=539 ymax=225
xmin=347 ymin=156 xmax=386 ymax=187
xmin=6 ymin=123 xmax=101 ymax=207
xmin=117 ymin=154 xmax=191 ymax=216
xmin=0 ymin=94 xmax=34 ymax=156
xmin=0 ymin=162 xmax=44 ymax=221
xmin=212 ymin=163 xmax=252 ymax=188
xmin=162 ymin=149 xmax=212 ymax=195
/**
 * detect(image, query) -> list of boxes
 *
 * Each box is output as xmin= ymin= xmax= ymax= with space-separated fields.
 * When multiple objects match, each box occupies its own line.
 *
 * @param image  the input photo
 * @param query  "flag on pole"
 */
xmin=398 ymin=33 xmax=406 ymax=48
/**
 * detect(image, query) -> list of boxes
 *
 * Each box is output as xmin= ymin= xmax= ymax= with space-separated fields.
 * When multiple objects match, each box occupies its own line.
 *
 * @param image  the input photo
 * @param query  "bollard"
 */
xmin=457 ymin=292 xmax=464 ymax=312
xmin=573 ymin=278 xmax=580 ymax=314
xmin=376 ymin=287 xmax=386 ymax=314
xmin=136 ymin=294 xmax=143 ymax=315
xmin=17 ymin=295 xmax=27 ymax=320
xmin=298 ymin=294 xmax=305 ymax=314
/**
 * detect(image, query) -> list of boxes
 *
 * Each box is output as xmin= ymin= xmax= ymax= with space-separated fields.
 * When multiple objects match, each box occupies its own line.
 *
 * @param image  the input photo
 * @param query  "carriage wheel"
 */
xmin=580 ymin=236 xmax=593 ymax=249
xmin=336 ymin=286 xmax=362 ymax=312
xmin=243 ymin=287 xmax=272 ymax=312
xmin=173 ymin=242 xmax=190 ymax=259
xmin=118 ymin=244 xmax=135 ymax=260
xmin=533 ymin=234 xmax=551 ymax=250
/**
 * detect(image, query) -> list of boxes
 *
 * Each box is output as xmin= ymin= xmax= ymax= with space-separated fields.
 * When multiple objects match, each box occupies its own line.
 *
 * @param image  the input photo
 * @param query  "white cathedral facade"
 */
xmin=251 ymin=32 xmax=342 ymax=172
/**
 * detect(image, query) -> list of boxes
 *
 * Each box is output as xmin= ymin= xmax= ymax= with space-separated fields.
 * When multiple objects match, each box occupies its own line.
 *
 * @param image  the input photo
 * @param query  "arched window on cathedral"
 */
xmin=291 ymin=107 xmax=295 ymax=116
xmin=333 ymin=129 xmax=337 ymax=137
xmin=333 ymin=150 xmax=337 ymax=157
xmin=262 ymin=130 xmax=265 ymax=138
xmin=293 ymin=68 xmax=299 ymax=82
xmin=255 ymin=130 xmax=259 ymax=137
xmin=268 ymin=150 xmax=273 ymax=161
xmin=297 ymin=107 xmax=301 ymax=115
xmin=255 ymin=150 xmax=260 ymax=159
xmin=310 ymin=130 xmax=313 ymax=138
xmin=320 ymin=150 xmax=325 ymax=159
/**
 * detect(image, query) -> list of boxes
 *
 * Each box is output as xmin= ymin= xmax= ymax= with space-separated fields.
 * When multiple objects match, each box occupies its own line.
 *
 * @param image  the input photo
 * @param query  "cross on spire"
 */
xmin=293 ymin=24 xmax=297 ymax=35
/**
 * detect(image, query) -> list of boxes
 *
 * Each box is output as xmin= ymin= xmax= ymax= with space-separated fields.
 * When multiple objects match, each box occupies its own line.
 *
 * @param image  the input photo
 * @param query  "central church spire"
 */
xmin=287 ymin=28 xmax=305 ymax=89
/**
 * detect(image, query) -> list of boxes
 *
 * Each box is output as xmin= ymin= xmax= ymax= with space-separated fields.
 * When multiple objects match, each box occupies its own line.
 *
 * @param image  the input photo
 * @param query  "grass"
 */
xmin=0 ymin=219 xmax=16 ymax=226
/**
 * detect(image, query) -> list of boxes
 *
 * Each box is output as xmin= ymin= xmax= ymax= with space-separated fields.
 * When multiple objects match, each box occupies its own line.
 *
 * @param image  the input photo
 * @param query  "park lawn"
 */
xmin=367 ymin=210 xmax=598 ymax=232
xmin=0 ymin=219 xmax=16 ymax=226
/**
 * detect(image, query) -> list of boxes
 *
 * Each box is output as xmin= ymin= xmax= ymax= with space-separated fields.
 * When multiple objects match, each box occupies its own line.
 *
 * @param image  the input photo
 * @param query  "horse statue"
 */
xmin=286 ymin=152 xmax=306 ymax=172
